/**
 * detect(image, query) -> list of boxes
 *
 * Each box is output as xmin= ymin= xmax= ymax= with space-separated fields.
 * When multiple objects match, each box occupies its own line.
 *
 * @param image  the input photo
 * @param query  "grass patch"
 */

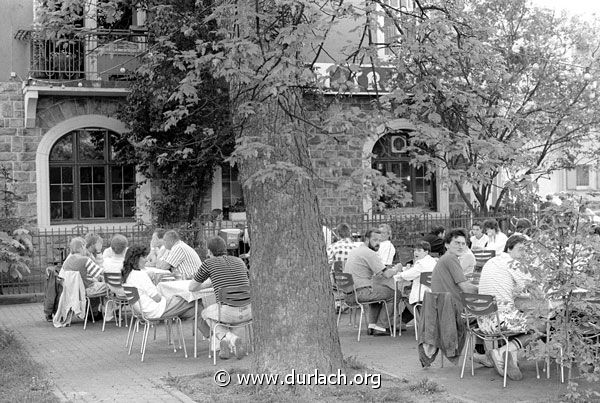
xmin=165 ymin=362 xmax=450 ymax=403
xmin=0 ymin=327 xmax=58 ymax=403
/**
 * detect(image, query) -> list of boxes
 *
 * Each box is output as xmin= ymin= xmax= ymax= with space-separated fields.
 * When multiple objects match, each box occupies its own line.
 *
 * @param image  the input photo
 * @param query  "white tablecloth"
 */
xmin=157 ymin=280 xmax=215 ymax=306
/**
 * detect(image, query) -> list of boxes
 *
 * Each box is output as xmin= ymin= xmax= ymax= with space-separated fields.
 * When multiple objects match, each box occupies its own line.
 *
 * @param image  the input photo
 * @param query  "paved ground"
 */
xmin=0 ymin=303 xmax=571 ymax=402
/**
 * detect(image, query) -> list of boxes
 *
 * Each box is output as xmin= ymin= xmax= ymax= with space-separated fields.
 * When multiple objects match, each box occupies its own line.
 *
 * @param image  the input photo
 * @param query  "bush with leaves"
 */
xmin=0 ymin=167 xmax=33 ymax=281
xmin=522 ymin=197 xmax=600 ymax=400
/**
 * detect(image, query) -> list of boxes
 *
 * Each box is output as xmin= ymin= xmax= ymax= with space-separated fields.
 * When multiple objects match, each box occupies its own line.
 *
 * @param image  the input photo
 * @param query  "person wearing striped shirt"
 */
xmin=61 ymin=237 xmax=107 ymax=317
xmin=157 ymin=230 xmax=202 ymax=280
xmin=478 ymin=234 xmax=541 ymax=381
xmin=190 ymin=236 xmax=251 ymax=360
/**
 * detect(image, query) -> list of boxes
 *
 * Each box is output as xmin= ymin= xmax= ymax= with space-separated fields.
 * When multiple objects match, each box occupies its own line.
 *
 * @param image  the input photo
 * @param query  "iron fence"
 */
xmin=0 ymin=210 xmax=535 ymax=296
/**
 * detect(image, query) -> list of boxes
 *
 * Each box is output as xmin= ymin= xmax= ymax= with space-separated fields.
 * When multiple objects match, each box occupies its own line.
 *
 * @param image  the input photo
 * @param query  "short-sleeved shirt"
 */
xmin=62 ymin=254 xmax=103 ymax=289
xmin=377 ymin=240 xmax=396 ymax=265
xmin=124 ymin=270 xmax=167 ymax=319
xmin=478 ymin=253 xmax=533 ymax=310
xmin=343 ymin=244 xmax=385 ymax=290
xmin=193 ymin=255 xmax=249 ymax=304
xmin=470 ymin=234 xmax=489 ymax=250
xmin=431 ymin=253 xmax=467 ymax=304
xmin=327 ymin=238 xmax=358 ymax=264
xmin=163 ymin=240 xmax=202 ymax=280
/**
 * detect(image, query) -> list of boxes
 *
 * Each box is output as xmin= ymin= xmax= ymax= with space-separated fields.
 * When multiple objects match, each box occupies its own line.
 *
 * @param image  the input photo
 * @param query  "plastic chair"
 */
xmin=102 ymin=272 xmax=129 ymax=331
xmin=460 ymin=293 xmax=523 ymax=388
xmin=122 ymin=285 xmax=187 ymax=362
xmin=208 ymin=285 xmax=253 ymax=365
xmin=333 ymin=272 xmax=392 ymax=342
xmin=413 ymin=271 xmax=433 ymax=341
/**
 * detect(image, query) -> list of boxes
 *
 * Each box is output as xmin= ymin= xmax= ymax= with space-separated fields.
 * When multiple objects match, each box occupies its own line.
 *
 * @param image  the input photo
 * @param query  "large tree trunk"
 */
xmin=237 ymin=95 xmax=344 ymax=387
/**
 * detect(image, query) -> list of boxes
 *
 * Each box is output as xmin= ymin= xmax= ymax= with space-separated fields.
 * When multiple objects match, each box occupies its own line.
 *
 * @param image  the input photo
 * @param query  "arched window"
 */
xmin=49 ymin=128 xmax=135 ymax=222
xmin=372 ymin=133 xmax=436 ymax=210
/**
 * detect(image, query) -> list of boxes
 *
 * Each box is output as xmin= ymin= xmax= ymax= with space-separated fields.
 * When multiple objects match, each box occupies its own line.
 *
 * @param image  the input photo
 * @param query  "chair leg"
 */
xmin=83 ymin=297 xmax=90 ymax=330
xmin=128 ymin=318 xmax=138 ymax=355
xmin=503 ymin=343 xmax=509 ymax=388
xmin=102 ymin=299 xmax=112 ymax=332
xmin=178 ymin=318 xmax=188 ymax=358
xmin=337 ymin=302 xmax=342 ymax=326
xmin=461 ymin=334 xmax=470 ymax=379
xmin=414 ymin=309 xmax=419 ymax=341
xmin=141 ymin=322 xmax=151 ymax=362
xmin=382 ymin=302 xmax=393 ymax=338
xmin=126 ymin=315 xmax=135 ymax=348
xmin=357 ymin=306 xmax=364 ymax=342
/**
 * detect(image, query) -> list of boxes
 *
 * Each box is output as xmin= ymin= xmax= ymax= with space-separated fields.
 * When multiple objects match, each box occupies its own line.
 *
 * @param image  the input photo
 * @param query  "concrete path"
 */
xmin=0 ymin=304 xmax=569 ymax=402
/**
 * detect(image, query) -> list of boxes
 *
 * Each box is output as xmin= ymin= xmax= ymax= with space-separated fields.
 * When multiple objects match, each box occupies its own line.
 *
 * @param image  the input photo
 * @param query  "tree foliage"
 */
xmin=373 ymin=0 xmax=600 ymax=212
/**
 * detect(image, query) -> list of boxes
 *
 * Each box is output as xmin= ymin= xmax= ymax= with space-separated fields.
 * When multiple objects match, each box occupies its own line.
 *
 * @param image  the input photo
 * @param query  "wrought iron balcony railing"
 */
xmin=26 ymin=28 xmax=148 ymax=83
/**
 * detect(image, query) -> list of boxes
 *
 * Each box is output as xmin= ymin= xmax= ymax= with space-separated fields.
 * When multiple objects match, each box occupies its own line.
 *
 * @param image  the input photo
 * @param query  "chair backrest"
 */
xmin=122 ymin=285 xmax=140 ymax=305
xmin=473 ymin=250 xmax=496 ymax=270
xmin=219 ymin=285 xmax=251 ymax=307
xmin=460 ymin=292 xmax=498 ymax=317
xmin=419 ymin=271 xmax=433 ymax=287
xmin=332 ymin=260 xmax=344 ymax=274
xmin=332 ymin=272 xmax=354 ymax=294
xmin=104 ymin=272 xmax=122 ymax=288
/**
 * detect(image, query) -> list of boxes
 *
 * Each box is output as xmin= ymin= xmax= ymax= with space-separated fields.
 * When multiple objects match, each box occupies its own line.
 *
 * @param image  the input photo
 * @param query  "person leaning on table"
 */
xmin=156 ymin=230 xmax=202 ymax=280
xmin=189 ymin=236 xmax=251 ymax=360
xmin=343 ymin=228 xmax=401 ymax=336
xmin=121 ymin=246 xmax=196 ymax=320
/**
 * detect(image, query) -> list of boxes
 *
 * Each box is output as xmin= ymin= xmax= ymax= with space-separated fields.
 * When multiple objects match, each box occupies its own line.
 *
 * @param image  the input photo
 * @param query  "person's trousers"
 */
xmin=162 ymin=296 xmax=197 ymax=320
xmin=351 ymin=285 xmax=394 ymax=328
xmin=201 ymin=303 xmax=252 ymax=346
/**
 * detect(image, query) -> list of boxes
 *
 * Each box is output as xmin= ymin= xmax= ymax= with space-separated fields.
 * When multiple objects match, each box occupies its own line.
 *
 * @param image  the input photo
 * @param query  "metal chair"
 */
xmin=333 ymin=272 xmax=392 ymax=342
xmin=208 ymin=285 xmax=253 ymax=365
xmin=460 ymin=292 xmax=523 ymax=387
xmin=122 ymin=285 xmax=187 ymax=362
xmin=102 ymin=272 xmax=129 ymax=331
xmin=83 ymin=286 xmax=107 ymax=330
xmin=466 ymin=250 xmax=496 ymax=286
xmin=413 ymin=271 xmax=433 ymax=341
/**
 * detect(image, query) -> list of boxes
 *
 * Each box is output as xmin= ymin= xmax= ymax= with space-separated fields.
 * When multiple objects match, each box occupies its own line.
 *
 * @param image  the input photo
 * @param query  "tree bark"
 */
xmin=237 ymin=95 xmax=344 ymax=388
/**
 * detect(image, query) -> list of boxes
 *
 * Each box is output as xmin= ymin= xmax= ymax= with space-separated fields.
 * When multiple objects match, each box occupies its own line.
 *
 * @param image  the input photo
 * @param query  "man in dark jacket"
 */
xmin=422 ymin=226 xmax=446 ymax=256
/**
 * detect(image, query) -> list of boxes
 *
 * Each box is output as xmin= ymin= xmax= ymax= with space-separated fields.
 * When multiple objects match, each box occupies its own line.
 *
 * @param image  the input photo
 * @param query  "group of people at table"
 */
xmin=327 ymin=218 xmax=539 ymax=381
xmin=57 ymin=229 xmax=251 ymax=360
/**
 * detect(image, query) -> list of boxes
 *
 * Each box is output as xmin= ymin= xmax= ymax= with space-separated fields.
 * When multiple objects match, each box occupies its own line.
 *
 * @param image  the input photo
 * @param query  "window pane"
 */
xmin=123 ymin=166 xmax=135 ymax=182
xmin=63 ymin=202 xmax=74 ymax=219
xmin=80 ymin=167 xmax=92 ymax=183
xmin=93 ymin=166 xmax=105 ymax=183
xmin=62 ymin=185 xmax=73 ymax=201
xmin=78 ymin=130 xmax=105 ymax=161
xmin=93 ymin=201 xmax=106 ymax=218
xmin=81 ymin=201 xmax=91 ymax=218
xmin=50 ymin=203 xmax=62 ymax=220
xmin=111 ymin=166 xmax=122 ymax=182
xmin=112 ymin=201 xmax=123 ymax=218
xmin=50 ymin=134 xmax=74 ymax=161
xmin=50 ymin=185 xmax=61 ymax=201
xmin=81 ymin=185 xmax=91 ymax=200
xmin=93 ymin=184 xmax=105 ymax=199
xmin=50 ymin=167 xmax=61 ymax=183
xmin=62 ymin=167 xmax=73 ymax=183
xmin=124 ymin=201 xmax=135 ymax=217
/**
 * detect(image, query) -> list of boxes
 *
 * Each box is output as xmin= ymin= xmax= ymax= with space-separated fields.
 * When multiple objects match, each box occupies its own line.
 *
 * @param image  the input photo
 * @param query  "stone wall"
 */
xmin=0 ymin=82 xmax=125 ymax=224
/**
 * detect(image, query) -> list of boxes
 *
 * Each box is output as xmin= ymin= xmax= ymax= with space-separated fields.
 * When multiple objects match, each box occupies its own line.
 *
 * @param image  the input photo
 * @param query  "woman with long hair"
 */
xmin=122 ymin=245 xmax=196 ymax=320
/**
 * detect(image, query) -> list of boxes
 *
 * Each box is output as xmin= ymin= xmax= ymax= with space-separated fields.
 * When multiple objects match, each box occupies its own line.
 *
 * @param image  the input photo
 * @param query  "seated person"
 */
xmin=146 ymin=228 xmax=168 ymax=267
xmin=122 ymin=246 xmax=196 ymax=320
xmin=469 ymin=222 xmax=489 ymax=251
xmin=344 ymin=228 xmax=400 ymax=335
xmin=327 ymin=223 xmax=358 ymax=264
xmin=103 ymin=234 xmax=128 ymax=274
xmin=422 ymin=226 xmax=446 ymax=256
xmin=85 ymin=233 xmax=104 ymax=267
xmin=190 ymin=237 xmax=251 ymax=360
xmin=483 ymin=219 xmax=508 ymax=255
xmin=478 ymin=234 xmax=543 ymax=381
xmin=395 ymin=241 xmax=436 ymax=306
xmin=62 ymin=237 xmax=108 ymax=318
xmin=157 ymin=230 xmax=202 ymax=280
xmin=377 ymin=224 xmax=396 ymax=266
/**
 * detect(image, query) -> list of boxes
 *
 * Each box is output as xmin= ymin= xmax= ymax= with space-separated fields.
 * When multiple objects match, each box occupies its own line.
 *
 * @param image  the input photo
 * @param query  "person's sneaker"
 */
xmin=473 ymin=352 xmax=494 ymax=368
xmin=490 ymin=349 xmax=505 ymax=377
xmin=219 ymin=339 xmax=231 ymax=360
xmin=505 ymin=351 xmax=523 ymax=381
xmin=233 ymin=337 xmax=245 ymax=359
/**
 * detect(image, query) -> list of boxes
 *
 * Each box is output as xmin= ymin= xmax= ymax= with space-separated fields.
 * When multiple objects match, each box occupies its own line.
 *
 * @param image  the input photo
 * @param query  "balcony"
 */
xmin=26 ymin=28 xmax=148 ymax=83
xmin=16 ymin=28 xmax=148 ymax=127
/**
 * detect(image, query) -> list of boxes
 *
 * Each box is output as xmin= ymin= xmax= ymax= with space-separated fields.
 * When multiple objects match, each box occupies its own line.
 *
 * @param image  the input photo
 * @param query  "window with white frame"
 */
xmin=49 ymin=128 xmax=136 ymax=222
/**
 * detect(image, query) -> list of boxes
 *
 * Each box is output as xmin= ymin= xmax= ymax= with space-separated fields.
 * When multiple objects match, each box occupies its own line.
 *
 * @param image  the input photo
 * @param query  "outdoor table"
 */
xmin=156 ymin=280 xmax=215 ymax=358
